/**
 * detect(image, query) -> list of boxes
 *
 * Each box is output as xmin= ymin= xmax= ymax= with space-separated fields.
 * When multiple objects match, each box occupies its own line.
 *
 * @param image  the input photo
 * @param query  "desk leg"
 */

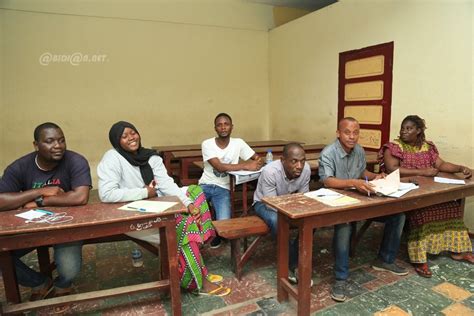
xmin=159 ymin=228 xmax=169 ymax=280
xmin=242 ymin=183 xmax=248 ymax=215
xmin=38 ymin=246 xmax=53 ymax=278
xmin=297 ymin=220 xmax=313 ymax=316
xmin=165 ymin=221 xmax=181 ymax=316
xmin=276 ymin=213 xmax=289 ymax=302
xmin=230 ymin=176 xmax=235 ymax=217
xmin=0 ymin=251 xmax=21 ymax=304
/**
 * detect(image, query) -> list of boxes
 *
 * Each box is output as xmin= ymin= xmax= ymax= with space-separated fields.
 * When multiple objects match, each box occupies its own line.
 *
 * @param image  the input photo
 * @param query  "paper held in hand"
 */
xmin=370 ymin=169 xmax=418 ymax=198
xmin=119 ymin=200 xmax=178 ymax=213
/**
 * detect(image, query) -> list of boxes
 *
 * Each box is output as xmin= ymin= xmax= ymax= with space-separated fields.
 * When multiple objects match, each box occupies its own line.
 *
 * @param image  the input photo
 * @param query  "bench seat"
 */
xmin=212 ymin=216 xmax=269 ymax=280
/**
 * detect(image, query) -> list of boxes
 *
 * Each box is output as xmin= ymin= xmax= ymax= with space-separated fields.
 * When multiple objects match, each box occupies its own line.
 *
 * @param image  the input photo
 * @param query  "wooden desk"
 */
xmin=174 ymin=143 xmax=326 ymax=185
xmin=0 ymin=197 xmax=185 ymax=315
xmin=262 ymin=174 xmax=474 ymax=315
xmin=194 ymin=151 xmax=378 ymax=215
xmin=154 ymin=140 xmax=303 ymax=177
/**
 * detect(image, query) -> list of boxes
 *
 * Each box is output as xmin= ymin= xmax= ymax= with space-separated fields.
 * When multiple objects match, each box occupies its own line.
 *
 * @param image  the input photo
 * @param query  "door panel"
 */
xmin=338 ymin=42 xmax=394 ymax=151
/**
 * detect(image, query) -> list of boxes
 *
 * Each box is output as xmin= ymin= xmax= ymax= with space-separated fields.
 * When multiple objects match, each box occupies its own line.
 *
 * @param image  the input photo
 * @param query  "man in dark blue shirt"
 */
xmin=0 ymin=122 xmax=91 ymax=301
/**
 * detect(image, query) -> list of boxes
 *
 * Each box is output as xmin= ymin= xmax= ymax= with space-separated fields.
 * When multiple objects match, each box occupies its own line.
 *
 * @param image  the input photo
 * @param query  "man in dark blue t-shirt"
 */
xmin=0 ymin=122 xmax=91 ymax=301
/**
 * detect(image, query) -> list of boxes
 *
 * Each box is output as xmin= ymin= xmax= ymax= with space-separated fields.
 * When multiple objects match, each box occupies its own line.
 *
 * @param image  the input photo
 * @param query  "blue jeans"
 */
xmin=254 ymin=201 xmax=299 ymax=271
xmin=333 ymin=213 xmax=405 ymax=280
xmin=201 ymin=184 xmax=231 ymax=220
xmin=14 ymin=241 xmax=83 ymax=289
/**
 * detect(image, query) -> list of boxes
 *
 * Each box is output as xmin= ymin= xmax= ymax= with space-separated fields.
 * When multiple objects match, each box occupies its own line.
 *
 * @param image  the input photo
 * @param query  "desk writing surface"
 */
xmin=173 ymin=145 xmax=329 ymax=160
xmin=172 ymin=150 xmax=202 ymax=159
xmin=172 ymin=147 xmax=287 ymax=159
xmin=0 ymin=196 xmax=185 ymax=236
xmin=262 ymin=174 xmax=474 ymax=220
xmin=154 ymin=140 xmax=301 ymax=153
xmin=248 ymin=140 xmax=301 ymax=147
xmin=153 ymin=144 xmax=201 ymax=152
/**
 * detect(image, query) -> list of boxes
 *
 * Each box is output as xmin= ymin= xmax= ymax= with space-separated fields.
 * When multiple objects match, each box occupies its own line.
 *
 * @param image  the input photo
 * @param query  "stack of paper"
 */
xmin=434 ymin=177 xmax=465 ymax=185
xmin=370 ymin=169 xmax=400 ymax=196
xmin=228 ymin=169 xmax=263 ymax=185
xmin=305 ymin=188 xmax=360 ymax=207
xmin=370 ymin=169 xmax=419 ymax=198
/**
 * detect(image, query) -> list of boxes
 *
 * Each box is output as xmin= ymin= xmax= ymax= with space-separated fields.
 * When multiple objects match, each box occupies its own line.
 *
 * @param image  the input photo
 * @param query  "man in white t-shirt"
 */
xmin=199 ymin=113 xmax=263 ymax=248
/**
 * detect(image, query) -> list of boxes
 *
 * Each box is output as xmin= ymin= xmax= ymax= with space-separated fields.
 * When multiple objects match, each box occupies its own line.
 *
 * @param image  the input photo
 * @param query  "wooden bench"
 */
xmin=212 ymin=216 xmax=269 ymax=280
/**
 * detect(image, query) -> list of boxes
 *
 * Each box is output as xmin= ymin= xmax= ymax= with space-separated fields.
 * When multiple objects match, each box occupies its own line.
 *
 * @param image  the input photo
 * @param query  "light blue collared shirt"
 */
xmin=318 ymin=139 xmax=367 ymax=181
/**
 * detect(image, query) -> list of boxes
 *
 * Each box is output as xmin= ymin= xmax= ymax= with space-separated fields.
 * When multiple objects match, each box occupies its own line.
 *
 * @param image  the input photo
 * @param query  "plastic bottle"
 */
xmin=131 ymin=248 xmax=143 ymax=267
xmin=265 ymin=149 xmax=273 ymax=165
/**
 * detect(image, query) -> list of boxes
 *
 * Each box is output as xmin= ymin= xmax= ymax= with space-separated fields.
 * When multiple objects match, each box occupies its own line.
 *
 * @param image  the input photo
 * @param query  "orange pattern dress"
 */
xmin=379 ymin=139 xmax=472 ymax=263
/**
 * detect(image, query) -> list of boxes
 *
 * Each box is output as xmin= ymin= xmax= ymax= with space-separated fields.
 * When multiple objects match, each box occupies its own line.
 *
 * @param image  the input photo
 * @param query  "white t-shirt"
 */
xmin=198 ymin=137 xmax=255 ymax=190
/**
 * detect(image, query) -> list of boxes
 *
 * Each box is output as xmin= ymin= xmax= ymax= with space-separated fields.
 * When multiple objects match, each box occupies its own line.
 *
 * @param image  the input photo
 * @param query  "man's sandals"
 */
xmin=414 ymin=263 xmax=432 ymax=278
xmin=451 ymin=252 xmax=474 ymax=264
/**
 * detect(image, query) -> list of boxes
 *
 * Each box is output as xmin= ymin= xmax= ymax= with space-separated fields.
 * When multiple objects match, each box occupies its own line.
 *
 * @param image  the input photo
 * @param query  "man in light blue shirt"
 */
xmin=319 ymin=117 xmax=407 ymax=302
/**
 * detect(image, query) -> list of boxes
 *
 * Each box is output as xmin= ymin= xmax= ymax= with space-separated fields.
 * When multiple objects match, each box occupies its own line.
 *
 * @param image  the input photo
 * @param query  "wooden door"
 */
xmin=338 ymin=42 xmax=394 ymax=151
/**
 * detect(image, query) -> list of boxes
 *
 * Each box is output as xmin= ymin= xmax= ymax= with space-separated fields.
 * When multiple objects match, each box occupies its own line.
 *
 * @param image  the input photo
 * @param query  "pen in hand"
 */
xmin=365 ymin=176 xmax=370 ymax=197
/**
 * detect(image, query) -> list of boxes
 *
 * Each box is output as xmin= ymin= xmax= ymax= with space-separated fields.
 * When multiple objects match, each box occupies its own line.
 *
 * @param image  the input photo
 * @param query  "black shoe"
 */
xmin=210 ymin=236 xmax=222 ymax=249
xmin=372 ymin=259 xmax=408 ymax=276
xmin=331 ymin=280 xmax=347 ymax=302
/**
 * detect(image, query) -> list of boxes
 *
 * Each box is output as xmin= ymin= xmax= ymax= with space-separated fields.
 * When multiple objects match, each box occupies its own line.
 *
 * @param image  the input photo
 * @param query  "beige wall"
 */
xmin=0 ymin=0 xmax=272 ymax=183
xmin=273 ymin=6 xmax=310 ymax=27
xmin=269 ymin=0 xmax=474 ymax=230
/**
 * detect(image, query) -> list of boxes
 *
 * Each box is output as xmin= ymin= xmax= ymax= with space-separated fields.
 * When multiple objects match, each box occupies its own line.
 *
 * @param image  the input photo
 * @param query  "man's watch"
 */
xmin=35 ymin=195 xmax=44 ymax=207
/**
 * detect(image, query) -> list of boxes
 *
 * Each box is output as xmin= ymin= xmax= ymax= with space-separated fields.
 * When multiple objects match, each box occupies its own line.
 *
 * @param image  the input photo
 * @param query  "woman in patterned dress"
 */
xmin=379 ymin=115 xmax=473 ymax=277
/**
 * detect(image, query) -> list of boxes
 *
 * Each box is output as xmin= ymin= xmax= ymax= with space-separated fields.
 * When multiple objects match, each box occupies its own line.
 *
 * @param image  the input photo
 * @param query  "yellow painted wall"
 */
xmin=269 ymin=0 xmax=474 ymax=230
xmin=0 ymin=0 xmax=272 ymax=183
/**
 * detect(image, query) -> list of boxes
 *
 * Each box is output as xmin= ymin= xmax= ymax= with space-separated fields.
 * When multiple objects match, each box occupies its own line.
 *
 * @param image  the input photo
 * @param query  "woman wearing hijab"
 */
xmin=97 ymin=121 xmax=231 ymax=296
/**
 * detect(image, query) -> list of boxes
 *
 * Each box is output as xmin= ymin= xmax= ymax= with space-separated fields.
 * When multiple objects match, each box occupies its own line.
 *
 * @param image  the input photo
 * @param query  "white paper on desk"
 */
xmin=118 ymin=201 xmax=178 ymax=213
xmin=305 ymin=189 xmax=360 ymax=206
xmin=370 ymin=169 xmax=400 ymax=196
xmin=228 ymin=169 xmax=263 ymax=185
xmin=385 ymin=182 xmax=419 ymax=198
xmin=15 ymin=210 xmax=48 ymax=220
xmin=434 ymin=177 xmax=465 ymax=185
xmin=305 ymin=188 xmax=342 ymax=201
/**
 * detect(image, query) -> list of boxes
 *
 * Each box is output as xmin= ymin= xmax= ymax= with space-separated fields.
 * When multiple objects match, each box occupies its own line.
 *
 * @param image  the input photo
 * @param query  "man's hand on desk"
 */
xmin=373 ymin=173 xmax=386 ymax=180
xmin=23 ymin=186 xmax=65 ymax=208
xmin=243 ymin=158 xmax=263 ymax=171
xmin=352 ymin=179 xmax=376 ymax=195
xmin=41 ymin=186 xmax=65 ymax=197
